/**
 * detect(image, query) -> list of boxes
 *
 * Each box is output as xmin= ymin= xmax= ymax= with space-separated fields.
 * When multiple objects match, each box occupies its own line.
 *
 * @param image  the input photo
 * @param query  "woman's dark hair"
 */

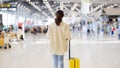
xmin=55 ymin=10 xmax=64 ymax=26
xmin=56 ymin=10 xmax=64 ymax=17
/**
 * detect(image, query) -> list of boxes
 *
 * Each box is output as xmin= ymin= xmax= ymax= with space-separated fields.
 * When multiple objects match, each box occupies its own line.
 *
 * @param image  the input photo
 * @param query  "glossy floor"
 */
xmin=0 ymin=32 xmax=120 ymax=68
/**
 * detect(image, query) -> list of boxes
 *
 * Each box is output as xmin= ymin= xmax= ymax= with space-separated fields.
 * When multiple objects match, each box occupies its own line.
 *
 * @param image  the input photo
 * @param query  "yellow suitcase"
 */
xmin=69 ymin=41 xmax=80 ymax=68
xmin=0 ymin=38 xmax=4 ymax=46
xmin=69 ymin=58 xmax=80 ymax=68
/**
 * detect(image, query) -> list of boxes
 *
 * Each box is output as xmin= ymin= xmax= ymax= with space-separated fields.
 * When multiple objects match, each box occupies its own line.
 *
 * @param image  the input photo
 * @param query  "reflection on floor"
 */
xmin=0 ymin=32 xmax=120 ymax=68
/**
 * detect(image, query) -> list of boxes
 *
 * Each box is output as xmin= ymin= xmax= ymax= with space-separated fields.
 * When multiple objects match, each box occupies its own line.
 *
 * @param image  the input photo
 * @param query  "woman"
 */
xmin=47 ymin=10 xmax=71 ymax=68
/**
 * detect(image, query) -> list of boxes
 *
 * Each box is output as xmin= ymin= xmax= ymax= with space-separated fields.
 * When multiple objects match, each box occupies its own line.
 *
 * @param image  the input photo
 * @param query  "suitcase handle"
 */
xmin=69 ymin=40 xmax=71 ymax=60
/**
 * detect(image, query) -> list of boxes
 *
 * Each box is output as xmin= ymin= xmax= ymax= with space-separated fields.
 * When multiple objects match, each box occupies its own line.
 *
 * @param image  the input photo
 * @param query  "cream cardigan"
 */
xmin=47 ymin=22 xmax=71 ymax=55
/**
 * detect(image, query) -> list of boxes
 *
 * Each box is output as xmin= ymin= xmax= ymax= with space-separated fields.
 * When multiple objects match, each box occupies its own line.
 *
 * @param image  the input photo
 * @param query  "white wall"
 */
xmin=2 ymin=12 xmax=15 ymax=25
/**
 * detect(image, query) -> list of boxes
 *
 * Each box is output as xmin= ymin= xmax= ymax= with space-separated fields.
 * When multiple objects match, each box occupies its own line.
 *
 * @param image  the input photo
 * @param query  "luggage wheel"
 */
xmin=9 ymin=45 xmax=11 ymax=48
xmin=4 ymin=46 xmax=7 ymax=49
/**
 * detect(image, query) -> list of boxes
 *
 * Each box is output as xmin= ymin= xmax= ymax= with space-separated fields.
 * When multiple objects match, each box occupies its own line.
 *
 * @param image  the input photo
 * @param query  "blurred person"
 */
xmin=87 ymin=22 xmax=90 ymax=35
xmin=47 ymin=10 xmax=71 ymax=68
xmin=72 ymin=25 xmax=75 ymax=31
xmin=17 ymin=27 xmax=24 ymax=40
xmin=9 ymin=25 xmax=14 ymax=32
xmin=118 ymin=24 xmax=120 ymax=40
xmin=111 ymin=25 xmax=116 ymax=35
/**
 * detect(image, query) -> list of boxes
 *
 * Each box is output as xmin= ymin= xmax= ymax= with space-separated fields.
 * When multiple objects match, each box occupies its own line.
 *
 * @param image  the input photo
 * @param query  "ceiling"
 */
xmin=0 ymin=0 xmax=120 ymax=18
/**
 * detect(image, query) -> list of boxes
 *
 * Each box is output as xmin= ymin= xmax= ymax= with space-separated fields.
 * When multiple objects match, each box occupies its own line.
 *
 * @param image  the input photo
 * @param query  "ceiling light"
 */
xmin=28 ymin=2 xmax=31 ymax=4
xmin=71 ymin=3 xmax=78 ymax=11
xmin=25 ymin=8 xmax=28 ymax=10
xmin=60 ymin=2 xmax=64 ymax=10
xmin=46 ymin=3 xmax=52 ymax=11
xmin=44 ymin=0 xmax=55 ymax=17
xmin=43 ymin=1 xmax=48 ymax=4
xmin=38 ymin=9 xmax=41 ymax=11
xmin=24 ymin=6 xmax=26 ymax=9
xmin=43 ymin=0 xmax=47 ymax=1
xmin=17 ymin=4 xmax=20 ymax=7
xmin=42 ymin=12 xmax=46 ymax=15
xmin=21 ymin=5 xmax=23 ymax=8
xmin=26 ymin=0 xmax=31 ymax=2
xmin=15 ymin=2 xmax=17 ymax=4
xmin=30 ymin=2 xmax=42 ymax=12
xmin=51 ymin=11 xmax=55 ymax=16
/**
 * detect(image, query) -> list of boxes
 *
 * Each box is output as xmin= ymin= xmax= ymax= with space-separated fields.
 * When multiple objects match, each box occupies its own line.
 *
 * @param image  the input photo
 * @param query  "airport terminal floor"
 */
xmin=0 ymin=31 xmax=120 ymax=68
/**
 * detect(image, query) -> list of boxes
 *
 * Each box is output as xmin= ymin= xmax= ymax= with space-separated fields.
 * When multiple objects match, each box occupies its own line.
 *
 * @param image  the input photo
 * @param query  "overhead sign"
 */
xmin=0 ymin=4 xmax=11 ymax=8
xmin=0 ymin=3 xmax=17 ymax=11
xmin=0 ymin=3 xmax=17 ymax=8
xmin=0 ymin=8 xmax=16 ymax=11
